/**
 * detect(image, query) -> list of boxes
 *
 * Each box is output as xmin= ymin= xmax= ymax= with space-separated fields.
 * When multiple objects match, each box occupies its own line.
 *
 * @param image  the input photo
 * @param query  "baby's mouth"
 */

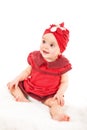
xmin=43 ymin=50 xmax=49 ymax=54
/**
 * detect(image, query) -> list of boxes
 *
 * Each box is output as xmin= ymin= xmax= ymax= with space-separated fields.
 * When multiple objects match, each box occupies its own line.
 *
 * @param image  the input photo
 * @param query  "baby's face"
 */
xmin=40 ymin=33 xmax=61 ymax=62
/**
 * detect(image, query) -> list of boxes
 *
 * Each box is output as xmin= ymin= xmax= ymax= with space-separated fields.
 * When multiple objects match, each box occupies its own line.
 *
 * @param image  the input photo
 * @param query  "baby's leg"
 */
xmin=43 ymin=97 xmax=70 ymax=121
xmin=8 ymin=85 xmax=29 ymax=102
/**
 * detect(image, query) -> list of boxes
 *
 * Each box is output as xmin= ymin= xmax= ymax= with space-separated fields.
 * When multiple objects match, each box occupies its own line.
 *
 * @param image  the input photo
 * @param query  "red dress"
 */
xmin=19 ymin=51 xmax=72 ymax=100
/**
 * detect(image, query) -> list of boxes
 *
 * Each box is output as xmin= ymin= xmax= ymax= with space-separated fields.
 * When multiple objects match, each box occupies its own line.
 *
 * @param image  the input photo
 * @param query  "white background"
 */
xmin=0 ymin=0 xmax=87 ymax=106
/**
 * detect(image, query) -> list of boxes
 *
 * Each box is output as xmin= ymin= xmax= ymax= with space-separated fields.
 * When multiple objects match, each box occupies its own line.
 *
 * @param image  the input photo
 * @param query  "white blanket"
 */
xmin=0 ymin=85 xmax=87 ymax=130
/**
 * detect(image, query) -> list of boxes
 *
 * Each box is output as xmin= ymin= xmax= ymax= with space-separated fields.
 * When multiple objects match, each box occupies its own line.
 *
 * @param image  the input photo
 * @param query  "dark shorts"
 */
xmin=18 ymin=81 xmax=54 ymax=102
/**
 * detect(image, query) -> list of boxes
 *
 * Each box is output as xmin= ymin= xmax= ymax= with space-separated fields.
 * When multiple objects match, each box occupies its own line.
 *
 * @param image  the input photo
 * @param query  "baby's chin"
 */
xmin=41 ymin=53 xmax=51 ymax=61
xmin=40 ymin=51 xmax=57 ymax=62
xmin=42 ymin=55 xmax=57 ymax=62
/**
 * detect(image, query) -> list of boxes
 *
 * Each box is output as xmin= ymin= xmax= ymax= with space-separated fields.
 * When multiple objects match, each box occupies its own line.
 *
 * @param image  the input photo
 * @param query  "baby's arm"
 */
xmin=7 ymin=65 xmax=32 ymax=89
xmin=53 ymin=73 xmax=68 ymax=106
xmin=15 ymin=65 xmax=32 ymax=81
xmin=58 ymin=73 xmax=68 ymax=95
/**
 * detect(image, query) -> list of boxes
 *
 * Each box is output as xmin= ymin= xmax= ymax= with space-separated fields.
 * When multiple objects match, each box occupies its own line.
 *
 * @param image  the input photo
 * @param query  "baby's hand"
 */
xmin=53 ymin=93 xmax=64 ymax=106
xmin=7 ymin=79 xmax=19 ymax=90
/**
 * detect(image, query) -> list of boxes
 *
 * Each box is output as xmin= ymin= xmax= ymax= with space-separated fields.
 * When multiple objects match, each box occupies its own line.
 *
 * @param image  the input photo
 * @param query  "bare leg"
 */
xmin=7 ymin=84 xmax=29 ymax=102
xmin=43 ymin=97 xmax=70 ymax=121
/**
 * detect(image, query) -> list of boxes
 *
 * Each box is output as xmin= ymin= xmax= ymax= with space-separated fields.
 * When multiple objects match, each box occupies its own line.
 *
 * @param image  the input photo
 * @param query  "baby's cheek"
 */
xmin=51 ymin=51 xmax=58 ymax=56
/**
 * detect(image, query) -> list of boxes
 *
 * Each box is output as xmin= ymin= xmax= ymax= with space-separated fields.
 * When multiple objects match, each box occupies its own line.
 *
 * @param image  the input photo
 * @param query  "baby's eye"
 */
xmin=50 ymin=44 xmax=54 ymax=47
xmin=42 ymin=39 xmax=46 ymax=43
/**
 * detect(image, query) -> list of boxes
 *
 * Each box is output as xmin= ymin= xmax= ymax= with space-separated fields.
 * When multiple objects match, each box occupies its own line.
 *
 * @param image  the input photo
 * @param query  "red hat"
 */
xmin=43 ymin=22 xmax=69 ymax=53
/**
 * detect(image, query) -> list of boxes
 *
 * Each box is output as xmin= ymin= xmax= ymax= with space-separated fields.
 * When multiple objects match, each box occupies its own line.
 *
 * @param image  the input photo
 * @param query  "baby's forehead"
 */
xmin=42 ymin=33 xmax=57 ymax=42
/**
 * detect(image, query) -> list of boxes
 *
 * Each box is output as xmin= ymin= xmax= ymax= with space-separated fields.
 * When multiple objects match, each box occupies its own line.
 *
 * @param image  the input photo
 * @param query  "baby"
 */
xmin=7 ymin=22 xmax=72 ymax=121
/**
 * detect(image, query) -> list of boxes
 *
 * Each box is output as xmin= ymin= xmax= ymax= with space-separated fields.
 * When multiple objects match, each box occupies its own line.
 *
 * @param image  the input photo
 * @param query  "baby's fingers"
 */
xmin=7 ymin=82 xmax=15 ymax=90
xmin=60 ymin=97 xmax=65 ymax=106
xmin=7 ymin=82 xmax=11 ymax=89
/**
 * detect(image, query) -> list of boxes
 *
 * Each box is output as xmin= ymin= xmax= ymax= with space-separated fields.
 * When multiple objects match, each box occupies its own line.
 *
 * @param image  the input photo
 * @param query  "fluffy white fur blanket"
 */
xmin=0 ymin=85 xmax=87 ymax=130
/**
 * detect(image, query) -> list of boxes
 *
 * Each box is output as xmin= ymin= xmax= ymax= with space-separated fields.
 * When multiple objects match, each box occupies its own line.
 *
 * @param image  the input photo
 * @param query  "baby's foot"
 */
xmin=52 ymin=112 xmax=70 ymax=121
xmin=50 ymin=106 xmax=70 ymax=121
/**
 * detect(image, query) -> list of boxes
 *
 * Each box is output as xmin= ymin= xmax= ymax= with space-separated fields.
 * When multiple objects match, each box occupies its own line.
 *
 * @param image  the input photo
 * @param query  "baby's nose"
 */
xmin=44 ymin=43 xmax=49 ymax=49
